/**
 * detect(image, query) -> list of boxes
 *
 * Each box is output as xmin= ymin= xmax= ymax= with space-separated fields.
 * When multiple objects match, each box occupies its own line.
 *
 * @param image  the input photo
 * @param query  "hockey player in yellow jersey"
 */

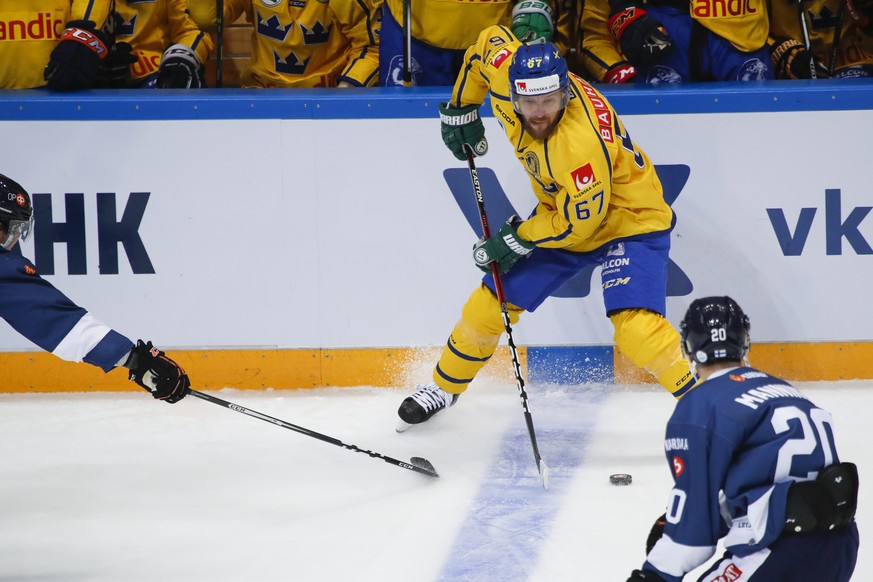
xmin=380 ymin=0 xmax=556 ymax=86
xmin=769 ymin=0 xmax=873 ymax=78
xmin=396 ymin=26 xmax=694 ymax=430
xmin=0 ymin=0 xmax=112 ymax=89
xmin=204 ymin=0 xmax=381 ymax=88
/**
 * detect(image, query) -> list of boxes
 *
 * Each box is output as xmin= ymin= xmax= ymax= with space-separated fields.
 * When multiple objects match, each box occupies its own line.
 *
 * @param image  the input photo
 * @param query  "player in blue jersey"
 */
xmin=628 ymin=296 xmax=859 ymax=582
xmin=0 ymin=173 xmax=189 ymax=404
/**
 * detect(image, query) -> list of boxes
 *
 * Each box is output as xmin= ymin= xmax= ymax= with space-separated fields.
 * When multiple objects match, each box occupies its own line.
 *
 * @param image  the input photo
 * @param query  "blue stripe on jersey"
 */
xmin=84 ymin=330 xmax=134 ymax=372
xmin=446 ymin=339 xmax=491 ymax=362
xmin=82 ymin=0 xmax=97 ymax=22
xmin=453 ymin=56 xmax=482 ymax=108
xmin=435 ymin=363 xmax=474 ymax=385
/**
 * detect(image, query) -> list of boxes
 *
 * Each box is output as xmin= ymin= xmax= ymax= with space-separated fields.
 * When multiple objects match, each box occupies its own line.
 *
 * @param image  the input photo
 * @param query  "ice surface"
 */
xmin=0 ymin=380 xmax=868 ymax=581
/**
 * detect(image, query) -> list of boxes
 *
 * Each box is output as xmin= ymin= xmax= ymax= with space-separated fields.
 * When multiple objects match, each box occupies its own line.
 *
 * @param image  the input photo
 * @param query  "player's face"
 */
xmin=0 ymin=217 xmax=32 ymax=251
xmin=516 ymin=89 xmax=564 ymax=140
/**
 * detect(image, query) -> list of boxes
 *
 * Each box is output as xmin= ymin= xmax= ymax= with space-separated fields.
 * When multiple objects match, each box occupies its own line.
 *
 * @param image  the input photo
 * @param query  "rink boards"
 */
xmin=0 ymin=82 xmax=871 ymax=391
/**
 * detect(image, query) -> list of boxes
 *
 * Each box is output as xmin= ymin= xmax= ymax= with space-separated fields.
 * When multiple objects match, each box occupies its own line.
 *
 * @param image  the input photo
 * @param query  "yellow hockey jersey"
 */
xmin=220 ymin=0 xmax=381 ymax=88
xmin=450 ymin=25 xmax=674 ymax=253
xmin=769 ymin=0 xmax=873 ymax=72
xmin=0 ymin=0 xmax=112 ymax=89
xmin=385 ymin=0 xmax=513 ymax=50
xmin=115 ymin=0 xmax=213 ymax=83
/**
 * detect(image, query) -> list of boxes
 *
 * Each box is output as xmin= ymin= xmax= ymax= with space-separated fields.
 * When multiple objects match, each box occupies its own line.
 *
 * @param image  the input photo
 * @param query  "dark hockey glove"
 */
xmin=126 ymin=340 xmax=191 ymax=404
xmin=44 ymin=21 xmax=109 ymax=91
xmin=627 ymin=569 xmax=668 ymax=582
xmin=97 ymin=42 xmax=136 ymax=88
xmin=847 ymin=0 xmax=873 ymax=35
xmin=608 ymin=1 xmax=672 ymax=67
xmin=439 ymin=102 xmax=488 ymax=161
xmin=473 ymin=215 xmax=535 ymax=274
xmin=770 ymin=39 xmax=830 ymax=79
xmin=645 ymin=513 xmax=667 ymax=554
xmin=157 ymin=44 xmax=204 ymax=89
xmin=511 ymin=0 xmax=555 ymax=43
xmin=604 ymin=62 xmax=637 ymax=83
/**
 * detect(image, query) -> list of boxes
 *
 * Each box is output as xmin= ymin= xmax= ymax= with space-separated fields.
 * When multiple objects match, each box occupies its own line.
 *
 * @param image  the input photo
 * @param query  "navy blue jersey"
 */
xmin=645 ymin=366 xmax=843 ymax=581
xmin=0 ymin=249 xmax=133 ymax=372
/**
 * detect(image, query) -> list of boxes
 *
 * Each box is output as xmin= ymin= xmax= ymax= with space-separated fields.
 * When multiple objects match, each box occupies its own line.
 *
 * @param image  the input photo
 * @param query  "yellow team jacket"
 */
xmin=690 ymin=0 xmax=770 ymax=52
xmin=116 ymin=0 xmax=213 ymax=83
xmin=769 ymin=0 xmax=873 ymax=73
xmin=450 ymin=25 xmax=674 ymax=253
xmin=385 ymin=0 xmax=513 ymax=50
xmin=220 ymin=0 xmax=381 ymax=88
xmin=0 ymin=0 xmax=113 ymax=89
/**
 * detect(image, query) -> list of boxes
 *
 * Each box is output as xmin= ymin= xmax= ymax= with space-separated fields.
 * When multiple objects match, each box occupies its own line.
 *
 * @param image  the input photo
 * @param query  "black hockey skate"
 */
xmin=396 ymin=383 xmax=459 ymax=432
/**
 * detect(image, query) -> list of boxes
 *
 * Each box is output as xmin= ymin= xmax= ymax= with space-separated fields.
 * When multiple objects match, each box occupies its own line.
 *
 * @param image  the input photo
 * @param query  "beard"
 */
xmin=521 ymin=113 xmax=562 ymax=141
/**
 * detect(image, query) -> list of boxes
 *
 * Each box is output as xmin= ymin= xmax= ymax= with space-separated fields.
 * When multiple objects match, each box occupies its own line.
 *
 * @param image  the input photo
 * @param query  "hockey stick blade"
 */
xmin=410 ymin=456 xmax=440 ymax=478
xmin=539 ymin=459 xmax=550 ymax=490
xmin=189 ymin=390 xmax=439 ymax=479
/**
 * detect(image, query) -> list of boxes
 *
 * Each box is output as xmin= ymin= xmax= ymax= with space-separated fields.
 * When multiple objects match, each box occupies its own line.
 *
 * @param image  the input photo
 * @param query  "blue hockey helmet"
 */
xmin=508 ymin=42 xmax=569 ymax=115
xmin=680 ymin=296 xmax=750 ymax=365
xmin=0 ymin=173 xmax=34 ymax=250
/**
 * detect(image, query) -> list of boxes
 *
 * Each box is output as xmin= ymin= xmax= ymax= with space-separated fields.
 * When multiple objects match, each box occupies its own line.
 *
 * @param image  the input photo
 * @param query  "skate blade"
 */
xmin=395 ymin=419 xmax=414 ymax=433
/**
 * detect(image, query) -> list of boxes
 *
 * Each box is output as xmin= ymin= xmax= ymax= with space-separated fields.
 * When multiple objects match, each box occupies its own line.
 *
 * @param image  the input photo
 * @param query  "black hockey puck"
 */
xmin=610 ymin=473 xmax=632 ymax=486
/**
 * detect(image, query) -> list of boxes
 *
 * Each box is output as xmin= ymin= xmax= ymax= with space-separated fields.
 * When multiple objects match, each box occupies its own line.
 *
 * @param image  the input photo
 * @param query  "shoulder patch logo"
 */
xmin=491 ymin=47 xmax=512 ymax=69
xmin=729 ymin=374 xmax=746 ymax=382
xmin=24 ymin=264 xmax=36 ymax=276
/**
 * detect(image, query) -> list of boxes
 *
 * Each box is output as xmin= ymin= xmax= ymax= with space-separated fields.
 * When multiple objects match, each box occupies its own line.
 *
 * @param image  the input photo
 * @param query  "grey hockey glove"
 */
xmin=511 ymin=0 xmax=554 ymax=43
xmin=157 ymin=44 xmax=203 ymax=89
xmin=473 ymin=216 xmax=535 ymax=274
xmin=608 ymin=1 xmax=672 ymax=67
xmin=126 ymin=340 xmax=191 ymax=403
xmin=439 ymin=102 xmax=488 ymax=161
xmin=44 ymin=21 xmax=109 ymax=91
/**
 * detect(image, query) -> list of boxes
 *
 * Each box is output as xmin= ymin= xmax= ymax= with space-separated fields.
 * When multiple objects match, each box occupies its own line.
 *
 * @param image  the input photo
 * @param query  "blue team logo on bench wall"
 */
xmin=443 ymin=164 xmax=693 ymax=298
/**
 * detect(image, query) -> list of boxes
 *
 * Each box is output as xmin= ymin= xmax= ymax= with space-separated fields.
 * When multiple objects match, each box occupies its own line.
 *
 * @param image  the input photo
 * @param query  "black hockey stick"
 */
xmin=828 ymin=0 xmax=847 ymax=75
xmin=402 ymin=0 xmax=412 ymax=86
xmin=215 ymin=0 xmax=224 ymax=88
xmin=189 ymin=390 xmax=439 ymax=478
xmin=463 ymin=146 xmax=550 ymax=490
xmin=796 ymin=0 xmax=817 ymax=79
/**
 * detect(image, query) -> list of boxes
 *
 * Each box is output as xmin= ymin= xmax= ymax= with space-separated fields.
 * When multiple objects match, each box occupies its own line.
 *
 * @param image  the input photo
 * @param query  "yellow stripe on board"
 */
xmin=3 ymin=342 xmax=870 ymax=394
xmin=0 ymin=347 xmax=528 ymax=393
xmin=615 ymin=342 xmax=873 ymax=384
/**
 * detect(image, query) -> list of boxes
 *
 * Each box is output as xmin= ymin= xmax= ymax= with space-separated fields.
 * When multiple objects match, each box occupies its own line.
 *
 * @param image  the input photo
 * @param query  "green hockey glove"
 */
xmin=512 ymin=0 xmax=554 ymax=44
xmin=439 ymin=102 xmax=488 ymax=161
xmin=472 ymin=217 xmax=535 ymax=274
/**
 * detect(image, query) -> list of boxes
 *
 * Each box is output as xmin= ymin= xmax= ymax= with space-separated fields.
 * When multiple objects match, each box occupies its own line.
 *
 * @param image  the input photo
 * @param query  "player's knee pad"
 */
xmin=433 ymin=285 xmax=523 ymax=393
xmin=610 ymin=308 xmax=693 ymax=396
xmin=461 ymin=284 xmax=522 ymax=336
